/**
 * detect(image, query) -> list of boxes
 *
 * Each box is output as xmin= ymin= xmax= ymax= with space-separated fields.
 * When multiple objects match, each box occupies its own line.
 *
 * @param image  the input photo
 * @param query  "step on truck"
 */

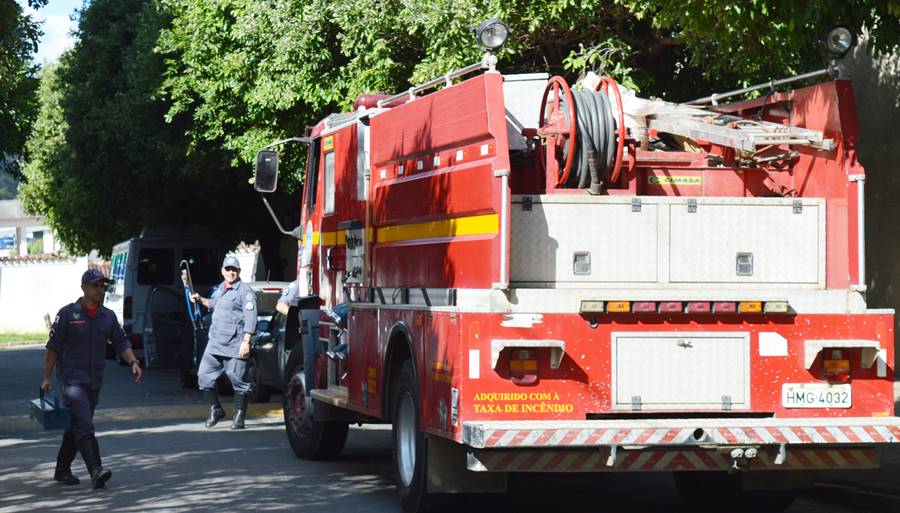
xmin=253 ymin=21 xmax=900 ymax=513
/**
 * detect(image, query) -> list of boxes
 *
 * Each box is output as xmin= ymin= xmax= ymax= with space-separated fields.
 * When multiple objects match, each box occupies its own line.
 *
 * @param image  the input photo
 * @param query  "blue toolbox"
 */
xmin=30 ymin=388 xmax=70 ymax=430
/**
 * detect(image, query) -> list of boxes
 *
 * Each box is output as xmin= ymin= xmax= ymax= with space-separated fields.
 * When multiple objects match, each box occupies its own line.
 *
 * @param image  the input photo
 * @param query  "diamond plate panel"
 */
xmin=669 ymin=202 xmax=821 ymax=283
xmin=613 ymin=332 xmax=750 ymax=409
xmin=510 ymin=201 xmax=658 ymax=283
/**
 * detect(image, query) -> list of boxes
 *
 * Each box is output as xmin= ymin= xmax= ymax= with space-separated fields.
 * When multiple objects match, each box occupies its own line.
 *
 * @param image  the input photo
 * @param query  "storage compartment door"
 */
xmin=669 ymin=200 xmax=822 ymax=284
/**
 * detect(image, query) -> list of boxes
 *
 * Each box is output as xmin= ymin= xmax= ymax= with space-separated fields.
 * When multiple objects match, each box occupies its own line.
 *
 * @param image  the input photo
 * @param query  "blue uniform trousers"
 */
xmin=62 ymin=384 xmax=100 ymax=443
xmin=197 ymin=351 xmax=250 ymax=393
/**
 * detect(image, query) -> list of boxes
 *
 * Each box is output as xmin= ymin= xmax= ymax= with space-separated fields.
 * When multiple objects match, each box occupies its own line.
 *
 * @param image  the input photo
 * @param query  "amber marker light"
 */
xmin=607 ymin=301 xmax=630 ymax=313
xmin=738 ymin=301 xmax=763 ymax=313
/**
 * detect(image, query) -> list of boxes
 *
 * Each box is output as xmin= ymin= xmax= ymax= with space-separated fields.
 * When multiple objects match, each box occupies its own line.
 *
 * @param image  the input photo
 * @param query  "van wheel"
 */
xmin=283 ymin=361 xmax=348 ymax=460
xmin=392 ymin=360 xmax=456 ymax=513
xmin=247 ymin=357 xmax=271 ymax=403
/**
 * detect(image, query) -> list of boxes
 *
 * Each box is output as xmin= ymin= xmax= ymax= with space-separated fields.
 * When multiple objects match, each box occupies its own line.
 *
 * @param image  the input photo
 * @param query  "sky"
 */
xmin=19 ymin=0 xmax=82 ymax=64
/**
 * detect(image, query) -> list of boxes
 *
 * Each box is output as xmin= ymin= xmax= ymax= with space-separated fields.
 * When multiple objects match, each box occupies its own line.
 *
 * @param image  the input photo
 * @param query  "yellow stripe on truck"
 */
xmin=376 ymin=214 xmax=498 ymax=243
xmin=310 ymin=214 xmax=498 ymax=246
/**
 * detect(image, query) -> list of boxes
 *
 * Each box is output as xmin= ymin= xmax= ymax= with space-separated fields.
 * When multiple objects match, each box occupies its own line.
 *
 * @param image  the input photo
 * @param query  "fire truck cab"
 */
xmin=255 ymin=23 xmax=899 ymax=513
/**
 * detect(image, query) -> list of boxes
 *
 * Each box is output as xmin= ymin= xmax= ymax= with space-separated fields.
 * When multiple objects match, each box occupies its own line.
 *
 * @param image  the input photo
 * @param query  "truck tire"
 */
xmin=391 ymin=360 xmax=456 ymax=513
xmin=674 ymin=471 xmax=797 ymax=512
xmin=283 ymin=361 xmax=348 ymax=460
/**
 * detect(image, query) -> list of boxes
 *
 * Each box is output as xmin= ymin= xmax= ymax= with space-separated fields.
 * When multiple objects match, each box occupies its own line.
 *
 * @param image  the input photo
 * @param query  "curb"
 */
xmin=1 ymin=403 xmax=283 ymax=434
xmin=809 ymin=482 xmax=900 ymax=513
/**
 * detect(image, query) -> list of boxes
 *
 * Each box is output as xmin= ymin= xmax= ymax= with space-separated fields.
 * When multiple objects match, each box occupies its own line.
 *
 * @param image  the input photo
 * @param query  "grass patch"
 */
xmin=0 ymin=332 xmax=47 ymax=347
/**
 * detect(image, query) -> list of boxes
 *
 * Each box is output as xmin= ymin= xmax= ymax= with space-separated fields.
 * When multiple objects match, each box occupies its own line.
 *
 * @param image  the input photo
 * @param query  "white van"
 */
xmin=104 ymin=231 xmax=225 ymax=369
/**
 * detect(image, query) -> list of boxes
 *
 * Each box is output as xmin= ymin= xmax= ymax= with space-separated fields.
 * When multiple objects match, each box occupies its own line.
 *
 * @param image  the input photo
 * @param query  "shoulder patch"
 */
xmin=245 ymin=292 xmax=254 ymax=301
xmin=245 ymin=301 xmax=255 ymax=311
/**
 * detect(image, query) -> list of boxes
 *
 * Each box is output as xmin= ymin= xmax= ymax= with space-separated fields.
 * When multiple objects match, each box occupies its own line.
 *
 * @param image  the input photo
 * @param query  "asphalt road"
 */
xmin=0 ymin=345 xmax=892 ymax=513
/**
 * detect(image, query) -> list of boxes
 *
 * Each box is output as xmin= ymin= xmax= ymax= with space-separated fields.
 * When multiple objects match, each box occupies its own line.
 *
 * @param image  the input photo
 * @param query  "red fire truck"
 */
xmin=254 ymin=22 xmax=899 ymax=513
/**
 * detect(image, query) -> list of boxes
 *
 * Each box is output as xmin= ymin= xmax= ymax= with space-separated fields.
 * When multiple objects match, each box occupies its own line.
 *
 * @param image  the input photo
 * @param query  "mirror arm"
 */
xmin=262 ymin=136 xmax=311 ymax=151
xmin=259 ymin=194 xmax=302 ymax=239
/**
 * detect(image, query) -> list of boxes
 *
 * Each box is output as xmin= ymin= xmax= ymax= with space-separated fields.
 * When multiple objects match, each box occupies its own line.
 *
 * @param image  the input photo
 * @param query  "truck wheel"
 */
xmin=248 ymin=357 xmax=271 ymax=403
xmin=283 ymin=361 xmax=348 ymax=460
xmin=392 ymin=360 xmax=456 ymax=513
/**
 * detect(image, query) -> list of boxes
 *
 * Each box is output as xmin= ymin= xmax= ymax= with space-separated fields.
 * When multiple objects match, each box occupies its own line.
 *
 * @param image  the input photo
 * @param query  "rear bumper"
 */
xmin=462 ymin=417 xmax=900 ymax=449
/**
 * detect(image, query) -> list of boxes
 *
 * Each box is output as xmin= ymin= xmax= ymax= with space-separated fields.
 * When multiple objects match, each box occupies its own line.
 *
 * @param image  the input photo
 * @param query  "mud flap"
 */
xmin=426 ymin=435 xmax=508 ymax=494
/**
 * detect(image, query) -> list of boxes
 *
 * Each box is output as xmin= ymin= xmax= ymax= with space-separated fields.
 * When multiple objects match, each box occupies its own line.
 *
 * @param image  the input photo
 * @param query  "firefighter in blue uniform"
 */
xmin=275 ymin=280 xmax=299 ymax=315
xmin=41 ymin=269 xmax=143 ymax=488
xmin=191 ymin=256 xmax=257 ymax=429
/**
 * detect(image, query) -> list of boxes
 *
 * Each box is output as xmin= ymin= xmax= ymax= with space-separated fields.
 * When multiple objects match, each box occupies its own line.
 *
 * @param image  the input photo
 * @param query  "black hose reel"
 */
xmin=538 ymin=76 xmax=625 ymax=192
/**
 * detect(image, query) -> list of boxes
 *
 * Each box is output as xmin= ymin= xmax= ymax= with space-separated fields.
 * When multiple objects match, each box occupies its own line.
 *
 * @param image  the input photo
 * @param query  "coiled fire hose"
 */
xmin=561 ymin=89 xmax=618 ymax=191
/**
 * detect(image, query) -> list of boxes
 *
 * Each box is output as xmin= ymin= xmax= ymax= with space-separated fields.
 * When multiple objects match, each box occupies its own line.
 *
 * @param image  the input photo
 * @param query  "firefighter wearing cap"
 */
xmin=190 ymin=256 xmax=257 ymax=429
xmin=41 ymin=269 xmax=143 ymax=489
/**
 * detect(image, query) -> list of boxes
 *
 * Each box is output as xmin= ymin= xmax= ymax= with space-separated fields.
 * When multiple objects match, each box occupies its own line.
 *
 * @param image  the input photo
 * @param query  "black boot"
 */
xmin=76 ymin=436 xmax=111 ymax=489
xmin=203 ymin=388 xmax=226 ymax=428
xmin=53 ymin=430 xmax=80 ymax=485
xmin=230 ymin=392 xmax=249 ymax=430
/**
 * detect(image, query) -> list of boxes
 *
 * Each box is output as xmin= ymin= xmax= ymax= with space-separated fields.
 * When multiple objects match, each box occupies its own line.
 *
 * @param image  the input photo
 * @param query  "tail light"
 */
xmin=823 ymin=349 xmax=851 ymax=383
xmin=123 ymin=296 xmax=133 ymax=320
xmin=509 ymin=349 xmax=538 ymax=386
xmin=632 ymin=301 xmax=655 ymax=313
xmin=130 ymin=333 xmax=143 ymax=348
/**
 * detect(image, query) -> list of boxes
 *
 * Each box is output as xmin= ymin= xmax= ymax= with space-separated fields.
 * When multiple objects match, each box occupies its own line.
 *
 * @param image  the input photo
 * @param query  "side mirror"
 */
xmin=255 ymin=150 xmax=279 ymax=193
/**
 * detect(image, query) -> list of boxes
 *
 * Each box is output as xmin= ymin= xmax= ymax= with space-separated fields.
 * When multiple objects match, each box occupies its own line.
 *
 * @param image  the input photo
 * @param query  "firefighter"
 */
xmin=275 ymin=280 xmax=298 ymax=316
xmin=190 ymin=256 xmax=257 ymax=429
xmin=41 ymin=269 xmax=143 ymax=489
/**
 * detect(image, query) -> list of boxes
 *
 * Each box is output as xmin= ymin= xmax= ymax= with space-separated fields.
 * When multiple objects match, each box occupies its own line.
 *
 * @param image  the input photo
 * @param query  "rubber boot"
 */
xmin=230 ymin=392 xmax=249 ymax=430
xmin=203 ymin=388 xmax=226 ymax=428
xmin=53 ymin=430 xmax=80 ymax=485
xmin=76 ymin=436 xmax=111 ymax=489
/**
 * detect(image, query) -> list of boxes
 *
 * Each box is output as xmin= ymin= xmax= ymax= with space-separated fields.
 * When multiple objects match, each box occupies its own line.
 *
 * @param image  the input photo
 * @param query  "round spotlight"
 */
xmin=474 ymin=19 xmax=509 ymax=50
xmin=822 ymin=25 xmax=856 ymax=58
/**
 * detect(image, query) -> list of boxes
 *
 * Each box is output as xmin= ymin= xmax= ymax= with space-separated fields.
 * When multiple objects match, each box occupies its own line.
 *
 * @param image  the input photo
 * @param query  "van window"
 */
xmin=137 ymin=248 xmax=175 ymax=285
xmin=182 ymin=248 xmax=220 ymax=285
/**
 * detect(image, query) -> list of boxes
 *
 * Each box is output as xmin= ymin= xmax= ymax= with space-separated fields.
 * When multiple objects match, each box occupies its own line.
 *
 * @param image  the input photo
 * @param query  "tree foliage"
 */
xmin=20 ymin=0 xmax=293 ymax=258
xmin=19 ymin=0 xmax=900 ymax=259
xmin=0 ymin=0 xmax=47 ymax=175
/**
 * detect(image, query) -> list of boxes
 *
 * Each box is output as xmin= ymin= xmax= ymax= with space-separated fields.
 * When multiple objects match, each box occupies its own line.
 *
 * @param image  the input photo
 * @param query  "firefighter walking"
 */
xmin=191 ymin=256 xmax=257 ymax=429
xmin=41 ymin=269 xmax=143 ymax=489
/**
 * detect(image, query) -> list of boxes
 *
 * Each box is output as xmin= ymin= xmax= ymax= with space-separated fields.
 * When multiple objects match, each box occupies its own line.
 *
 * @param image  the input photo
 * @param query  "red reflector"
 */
xmin=686 ymin=302 xmax=711 ymax=313
xmin=130 ymin=333 xmax=143 ymax=348
xmin=713 ymin=302 xmax=736 ymax=313
xmin=262 ymin=287 xmax=282 ymax=292
xmin=123 ymin=296 xmax=133 ymax=320
xmin=633 ymin=301 xmax=656 ymax=313
xmin=509 ymin=349 xmax=538 ymax=386
xmin=659 ymin=301 xmax=683 ymax=313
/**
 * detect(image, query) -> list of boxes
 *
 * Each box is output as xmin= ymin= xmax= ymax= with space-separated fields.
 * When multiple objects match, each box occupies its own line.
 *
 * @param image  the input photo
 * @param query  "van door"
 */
xmin=139 ymin=247 xmax=192 ymax=368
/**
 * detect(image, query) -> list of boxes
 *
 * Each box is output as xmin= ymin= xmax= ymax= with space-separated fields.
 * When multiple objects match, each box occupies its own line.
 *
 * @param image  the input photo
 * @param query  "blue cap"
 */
xmin=222 ymin=256 xmax=241 ymax=269
xmin=81 ymin=269 xmax=112 ymax=285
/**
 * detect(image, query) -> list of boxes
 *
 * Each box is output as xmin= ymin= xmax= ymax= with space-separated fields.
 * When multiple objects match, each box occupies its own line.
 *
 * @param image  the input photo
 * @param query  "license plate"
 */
xmin=782 ymin=383 xmax=851 ymax=408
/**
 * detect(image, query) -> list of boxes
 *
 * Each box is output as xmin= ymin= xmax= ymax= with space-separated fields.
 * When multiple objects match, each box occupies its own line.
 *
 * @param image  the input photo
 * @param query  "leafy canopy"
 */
xmin=20 ymin=0 xmax=900 ymax=257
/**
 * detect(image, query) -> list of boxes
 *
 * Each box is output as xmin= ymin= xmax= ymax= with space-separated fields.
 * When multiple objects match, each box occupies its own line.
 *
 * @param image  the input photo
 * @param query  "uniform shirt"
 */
xmin=277 ymin=281 xmax=299 ymax=307
xmin=46 ymin=299 xmax=131 ymax=388
xmin=206 ymin=279 xmax=257 ymax=358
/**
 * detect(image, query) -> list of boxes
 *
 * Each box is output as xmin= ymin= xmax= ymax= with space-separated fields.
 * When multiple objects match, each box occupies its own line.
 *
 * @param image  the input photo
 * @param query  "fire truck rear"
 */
xmin=253 ymin=22 xmax=899 ymax=513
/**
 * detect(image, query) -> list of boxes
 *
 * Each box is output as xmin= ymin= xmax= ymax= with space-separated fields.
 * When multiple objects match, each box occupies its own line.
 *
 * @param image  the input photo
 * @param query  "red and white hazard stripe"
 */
xmin=463 ymin=419 xmax=900 ymax=449
xmin=468 ymin=447 xmax=878 ymax=472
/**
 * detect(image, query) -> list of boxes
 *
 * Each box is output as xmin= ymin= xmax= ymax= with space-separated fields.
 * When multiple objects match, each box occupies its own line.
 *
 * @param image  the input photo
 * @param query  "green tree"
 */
xmin=20 ymin=0 xmax=900 ymax=260
xmin=0 ymin=0 xmax=47 ymax=177
xmin=157 ymin=0 xmax=900 ymax=174
xmin=21 ymin=0 xmax=294 ymax=259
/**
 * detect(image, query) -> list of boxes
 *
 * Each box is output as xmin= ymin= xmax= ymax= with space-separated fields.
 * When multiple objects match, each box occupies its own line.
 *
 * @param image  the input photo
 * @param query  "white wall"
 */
xmin=0 ymin=258 xmax=87 ymax=332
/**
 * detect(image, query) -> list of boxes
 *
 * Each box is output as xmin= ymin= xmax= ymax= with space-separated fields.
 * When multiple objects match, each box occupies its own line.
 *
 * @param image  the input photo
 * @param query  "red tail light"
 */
xmin=130 ymin=333 xmax=143 ymax=348
xmin=123 ymin=296 xmax=133 ymax=320
xmin=509 ymin=349 xmax=538 ymax=386
xmin=823 ymin=349 xmax=851 ymax=384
